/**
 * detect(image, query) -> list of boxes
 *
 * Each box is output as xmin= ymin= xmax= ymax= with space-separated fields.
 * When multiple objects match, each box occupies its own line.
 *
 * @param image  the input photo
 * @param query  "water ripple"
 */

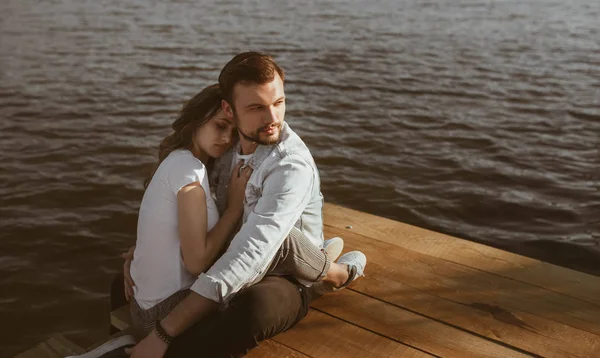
xmin=1 ymin=0 xmax=600 ymax=355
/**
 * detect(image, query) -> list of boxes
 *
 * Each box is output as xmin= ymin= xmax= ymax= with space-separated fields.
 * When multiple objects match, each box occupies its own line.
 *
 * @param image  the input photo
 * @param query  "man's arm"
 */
xmin=190 ymin=155 xmax=316 ymax=301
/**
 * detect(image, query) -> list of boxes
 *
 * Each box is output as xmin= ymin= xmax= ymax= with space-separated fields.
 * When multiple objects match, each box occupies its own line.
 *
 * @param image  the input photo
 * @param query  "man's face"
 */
xmin=223 ymin=73 xmax=285 ymax=146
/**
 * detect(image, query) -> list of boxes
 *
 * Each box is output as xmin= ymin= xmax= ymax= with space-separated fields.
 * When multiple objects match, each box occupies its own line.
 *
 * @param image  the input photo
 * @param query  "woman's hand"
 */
xmin=125 ymin=330 xmax=168 ymax=358
xmin=121 ymin=245 xmax=136 ymax=302
xmin=227 ymin=161 xmax=253 ymax=214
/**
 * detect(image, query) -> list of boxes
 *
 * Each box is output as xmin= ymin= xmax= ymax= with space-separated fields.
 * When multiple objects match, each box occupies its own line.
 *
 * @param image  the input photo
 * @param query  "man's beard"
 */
xmin=235 ymin=116 xmax=282 ymax=145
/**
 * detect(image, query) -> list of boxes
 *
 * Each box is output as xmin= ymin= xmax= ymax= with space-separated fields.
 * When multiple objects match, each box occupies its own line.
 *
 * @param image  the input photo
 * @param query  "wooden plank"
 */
xmin=324 ymin=203 xmax=600 ymax=306
xmin=111 ymin=304 xmax=132 ymax=331
xmin=247 ymin=340 xmax=310 ymax=358
xmin=14 ymin=341 xmax=61 ymax=358
xmin=323 ymin=225 xmax=600 ymax=358
xmin=311 ymin=289 xmax=530 ymax=358
xmin=274 ymin=309 xmax=433 ymax=357
xmin=329 ymin=223 xmax=600 ymax=336
xmin=45 ymin=335 xmax=85 ymax=356
xmin=352 ymin=273 xmax=600 ymax=358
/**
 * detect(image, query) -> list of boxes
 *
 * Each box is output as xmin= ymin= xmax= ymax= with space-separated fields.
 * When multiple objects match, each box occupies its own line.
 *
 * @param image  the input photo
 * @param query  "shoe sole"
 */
xmin=65 ymin=335 xmax=136 ymax=358
xmin=324 ymin=238 xmax=344 ymax=262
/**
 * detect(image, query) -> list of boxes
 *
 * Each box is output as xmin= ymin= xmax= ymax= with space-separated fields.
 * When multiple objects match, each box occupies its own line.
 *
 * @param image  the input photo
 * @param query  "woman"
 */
xmin=126 ymin=84 xmax=249 ymax=338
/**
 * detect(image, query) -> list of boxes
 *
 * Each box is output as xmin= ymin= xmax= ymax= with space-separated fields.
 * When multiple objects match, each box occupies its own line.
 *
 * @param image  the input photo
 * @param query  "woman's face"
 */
xmin=194 ymin=110 xmax=236 ymax=159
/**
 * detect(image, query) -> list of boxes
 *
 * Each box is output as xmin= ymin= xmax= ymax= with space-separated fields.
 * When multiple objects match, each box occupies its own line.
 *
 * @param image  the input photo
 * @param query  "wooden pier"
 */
xmin=15 ymin=203 xmax=600 ymax=357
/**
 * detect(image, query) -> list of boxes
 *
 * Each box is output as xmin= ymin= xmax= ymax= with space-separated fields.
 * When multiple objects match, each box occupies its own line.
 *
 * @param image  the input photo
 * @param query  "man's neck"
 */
xmin=239 ymin=138 xmax=259 ymax=155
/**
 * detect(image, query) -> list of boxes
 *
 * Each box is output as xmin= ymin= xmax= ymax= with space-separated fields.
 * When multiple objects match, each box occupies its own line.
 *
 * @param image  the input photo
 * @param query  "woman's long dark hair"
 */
xmin=144 ymin=84 xmax=222 ymax=188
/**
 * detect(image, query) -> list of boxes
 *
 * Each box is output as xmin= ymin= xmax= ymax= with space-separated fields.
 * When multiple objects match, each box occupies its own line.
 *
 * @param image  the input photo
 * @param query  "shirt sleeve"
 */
xmin=166 ymin=153 xmax=208 ymax=195
xmin=189 ymin=154 xmax=315 ymax=303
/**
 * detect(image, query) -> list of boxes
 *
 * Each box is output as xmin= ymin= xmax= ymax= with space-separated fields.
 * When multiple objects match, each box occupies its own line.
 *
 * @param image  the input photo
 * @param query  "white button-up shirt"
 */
xmin=189 ymin=122 xmax=324 ymax=304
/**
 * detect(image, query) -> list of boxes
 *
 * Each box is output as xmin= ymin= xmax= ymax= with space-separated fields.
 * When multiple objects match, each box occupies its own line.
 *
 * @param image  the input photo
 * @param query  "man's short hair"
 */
xmin=218 ymin=52 xmax=285 ymax=107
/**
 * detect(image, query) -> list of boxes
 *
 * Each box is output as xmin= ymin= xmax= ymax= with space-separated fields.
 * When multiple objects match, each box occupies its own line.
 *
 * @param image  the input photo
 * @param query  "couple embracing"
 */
xmin=99 ymin=52 xmax=366 ymax=358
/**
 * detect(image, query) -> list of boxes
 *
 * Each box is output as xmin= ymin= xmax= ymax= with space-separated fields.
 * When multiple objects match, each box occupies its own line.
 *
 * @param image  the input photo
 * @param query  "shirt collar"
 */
xmin=236 ymin=122 xmax=289 ymax=170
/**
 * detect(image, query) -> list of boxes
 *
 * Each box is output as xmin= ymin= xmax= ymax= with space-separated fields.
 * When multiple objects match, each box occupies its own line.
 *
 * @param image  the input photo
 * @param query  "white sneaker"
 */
xmin=336 ymin=251 xmax=367 ymax=290
xmin=323 ymin=237 xmax=344 ymax=262
xmin=310 ymin=250 xmax=367 ymax=295
xmin=65 ymin=335 xmax=135 ymax=358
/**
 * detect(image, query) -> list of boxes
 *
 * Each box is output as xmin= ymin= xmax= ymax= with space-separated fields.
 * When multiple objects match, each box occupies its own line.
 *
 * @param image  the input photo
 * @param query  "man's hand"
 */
xmin=125 ymin=330 xmax=168 ymax=358
xmin=121 ymin=246 xmax=136 ymax=302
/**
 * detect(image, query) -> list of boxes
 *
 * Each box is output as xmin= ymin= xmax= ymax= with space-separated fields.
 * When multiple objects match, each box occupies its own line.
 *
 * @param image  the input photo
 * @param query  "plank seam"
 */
xmin=344 ymin=288 xmax=540 ymax=358
xmin=324 ymin=222 xmax=600 ymax=309
xmin=310 ymin=307 xmax=441 ymax=358
xmin=448 ymin=300 xmax=592 ymax=358
xmin=353 ymin=269 xmax=600 ymax=340
xmin=268 ymin=339 xmax=315 ymax=358
xmin=429 ymin=258 xmax=600 ymax=310
xmin=444 ymin=295 xmax=600 ymax=347
xmin=46 ymin=341 xmax=63 ymax=357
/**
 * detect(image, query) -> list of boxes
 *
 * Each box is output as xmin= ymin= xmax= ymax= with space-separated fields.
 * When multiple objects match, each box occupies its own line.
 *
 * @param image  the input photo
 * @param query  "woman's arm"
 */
xmin=177 ymin=162 xmax=252 ymax=276
xmin=177 ymin=183 xmax=237 ymax=276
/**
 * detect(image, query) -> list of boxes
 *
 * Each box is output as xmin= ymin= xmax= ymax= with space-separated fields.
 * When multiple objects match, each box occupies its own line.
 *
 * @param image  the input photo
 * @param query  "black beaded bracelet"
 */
xmin=154 ymin=320 xmax=174 ymax=345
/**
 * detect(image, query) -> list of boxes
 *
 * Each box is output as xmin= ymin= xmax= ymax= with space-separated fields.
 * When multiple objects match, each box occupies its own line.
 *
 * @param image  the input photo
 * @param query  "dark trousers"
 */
xmin=110 ymin=274 xmax=320 ymax=357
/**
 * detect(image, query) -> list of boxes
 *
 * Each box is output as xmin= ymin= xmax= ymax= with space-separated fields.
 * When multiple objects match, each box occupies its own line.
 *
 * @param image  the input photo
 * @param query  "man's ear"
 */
xmin=222 ymin=99 xmax=234 ymax=118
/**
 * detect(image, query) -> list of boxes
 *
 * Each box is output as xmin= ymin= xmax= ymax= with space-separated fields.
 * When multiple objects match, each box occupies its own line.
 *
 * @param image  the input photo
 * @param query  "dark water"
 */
xmin=1 ymin=0 xmax=599 ymax=355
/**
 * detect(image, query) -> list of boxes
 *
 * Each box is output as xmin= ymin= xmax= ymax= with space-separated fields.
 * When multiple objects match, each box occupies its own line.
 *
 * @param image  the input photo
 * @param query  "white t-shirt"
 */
xmin=131 ymin=149 xmax=219 ymax=310
xmin=232 ymin=151 xmax=253 ymax=169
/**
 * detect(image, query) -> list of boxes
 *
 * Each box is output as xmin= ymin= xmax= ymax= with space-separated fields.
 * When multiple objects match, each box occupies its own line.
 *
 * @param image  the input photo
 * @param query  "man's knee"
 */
xmin=166 ymin=277 xmax=307 ymax=358
xmin=230 ymin=277 xmax=304 ymax=338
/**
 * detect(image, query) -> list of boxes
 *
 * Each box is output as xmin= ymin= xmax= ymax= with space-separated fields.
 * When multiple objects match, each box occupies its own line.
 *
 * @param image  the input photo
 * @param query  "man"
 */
xmin=126 ymin=52 xmax=366 ymax=358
